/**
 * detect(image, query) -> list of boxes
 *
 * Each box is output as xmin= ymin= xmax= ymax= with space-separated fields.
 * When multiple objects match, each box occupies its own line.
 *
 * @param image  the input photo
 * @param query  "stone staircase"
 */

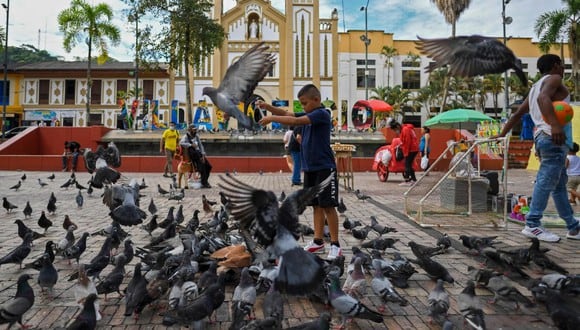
xmin=507 ymin=138 xmax=534 ymax=169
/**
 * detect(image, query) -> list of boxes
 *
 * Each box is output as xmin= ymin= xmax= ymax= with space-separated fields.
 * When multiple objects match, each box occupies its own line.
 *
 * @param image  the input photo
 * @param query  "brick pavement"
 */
xmin=0 ymin=168 xmax=575 ymax=329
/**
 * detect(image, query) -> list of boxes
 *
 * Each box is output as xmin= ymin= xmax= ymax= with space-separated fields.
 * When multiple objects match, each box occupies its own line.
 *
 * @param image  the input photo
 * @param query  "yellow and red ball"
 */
xmin=552 ymin=101 xmax=574 ymax=125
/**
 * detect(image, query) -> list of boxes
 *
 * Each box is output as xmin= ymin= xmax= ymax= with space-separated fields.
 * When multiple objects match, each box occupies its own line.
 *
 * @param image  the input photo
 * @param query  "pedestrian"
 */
xmin=498 ymin=54 xmax=579 ymax=242
xmin=288 ymin=126 xmax=303 ymax=186
xmin=419 ymin=126 xmax=431 ymax=169
xmin=180 ymin=124 xmax=213 ymax=188
xmin=62 ymin=140 xmax=81 ymax=172
xmin=160 ymin=121 xmax=180 ymax=178
xmin=257 ymin=84 xmax=342 ymax=260
xmin=388 ymin=119 xmax=419 ymax=186
xmin=283 ymin=127 xmax=294 ymax=173
xmin=566 ymin=142 xmax=580 ymax=205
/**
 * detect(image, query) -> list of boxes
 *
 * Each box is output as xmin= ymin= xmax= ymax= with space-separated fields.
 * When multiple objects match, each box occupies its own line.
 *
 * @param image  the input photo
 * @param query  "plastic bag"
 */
xmin=381 ymin=149 xmax=392 ymax=165
xmin=420 ymin=155 xmax=429 ymax=170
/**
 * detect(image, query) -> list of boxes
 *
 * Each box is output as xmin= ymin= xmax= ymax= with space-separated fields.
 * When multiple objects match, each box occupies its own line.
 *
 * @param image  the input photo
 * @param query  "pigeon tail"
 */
xmin=275 ymin=247 xmax=325 ymax=295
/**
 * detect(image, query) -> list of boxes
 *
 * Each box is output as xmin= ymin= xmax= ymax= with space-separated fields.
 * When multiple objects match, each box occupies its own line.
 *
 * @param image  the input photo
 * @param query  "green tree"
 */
xmin=483 ymin=74 xmax=504 ymax=117
xmin=58 ymin=0 xmax=121 ymax=124
xmin=380 ymin=45 xmax=398 ymax=87
xmin=4 ymin=45 xmax=60 ymax=65
xmin=535 ymin=0 xmax=580 ymax=100
xmin=133 ymin=0 xmax=226 ymax=123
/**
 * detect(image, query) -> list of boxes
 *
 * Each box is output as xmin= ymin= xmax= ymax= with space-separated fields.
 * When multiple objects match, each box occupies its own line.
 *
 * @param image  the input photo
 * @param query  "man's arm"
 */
xmin=179 ymin=134 xmax=191 ymax=148
xmin=196 ymin=136 xmax=206 ymax=155
xmin=160 ymin=136 xmax=165 ymax=153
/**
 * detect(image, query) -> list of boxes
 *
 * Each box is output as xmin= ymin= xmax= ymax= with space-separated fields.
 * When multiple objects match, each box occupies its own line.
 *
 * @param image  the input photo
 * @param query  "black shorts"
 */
xmin=304 ymin=168 xmax=339 ymax=207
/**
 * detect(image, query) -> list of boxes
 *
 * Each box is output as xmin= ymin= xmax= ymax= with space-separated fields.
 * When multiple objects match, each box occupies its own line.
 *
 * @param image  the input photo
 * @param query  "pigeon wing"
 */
xmin=217 ymin=42 xmax=276 ymax=105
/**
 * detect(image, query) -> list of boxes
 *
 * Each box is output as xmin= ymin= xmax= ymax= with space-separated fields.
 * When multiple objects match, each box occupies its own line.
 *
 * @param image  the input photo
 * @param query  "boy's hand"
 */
xmin=259 ymin=116 xmax=272 ymax=126
xmin=256 ymin=100 xmax=266 ymax=110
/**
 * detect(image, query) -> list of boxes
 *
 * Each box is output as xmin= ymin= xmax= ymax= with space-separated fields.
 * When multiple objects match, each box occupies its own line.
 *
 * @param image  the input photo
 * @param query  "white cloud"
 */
xmin=6 ymin=0 xmax=567 ymax=62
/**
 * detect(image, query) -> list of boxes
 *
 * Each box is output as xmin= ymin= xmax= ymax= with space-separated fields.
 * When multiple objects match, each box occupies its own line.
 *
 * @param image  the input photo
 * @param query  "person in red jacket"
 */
xmin=389 ymin=119 xmax=419 ymax=186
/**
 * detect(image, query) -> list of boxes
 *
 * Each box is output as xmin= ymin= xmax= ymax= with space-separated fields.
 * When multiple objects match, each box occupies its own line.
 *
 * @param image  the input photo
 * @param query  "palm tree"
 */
xmin=380 ymin=46 xmax=398 ymax=87
xmin=483 ymin=74 xmax=504 ymax=117
xmin=535 ymin=0 xmax=580 ymax=101
xmin=58 ymin=0 xmax=121 ymax=125
xmin=430 ymin=0 xmax=472 ymax=112
xmin=370 ymin=86 xmax=390 ymax=101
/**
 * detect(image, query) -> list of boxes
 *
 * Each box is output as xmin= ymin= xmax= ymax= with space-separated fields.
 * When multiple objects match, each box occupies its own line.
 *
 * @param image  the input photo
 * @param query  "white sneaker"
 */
xmin=521 ymin=226 xmax=561 ymax=242
xmin=304 ymin=240 xmax=325 ymax=253
xmin=327 ymin=245 xmax=342 ymax=260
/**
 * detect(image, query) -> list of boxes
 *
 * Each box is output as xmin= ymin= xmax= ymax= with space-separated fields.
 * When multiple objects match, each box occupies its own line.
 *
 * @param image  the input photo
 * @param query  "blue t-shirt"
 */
xmin=300 ymin=107 xmax=336 ymax=172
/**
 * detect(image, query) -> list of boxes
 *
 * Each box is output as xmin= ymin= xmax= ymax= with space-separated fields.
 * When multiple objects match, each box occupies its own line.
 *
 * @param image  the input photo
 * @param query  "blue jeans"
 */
xmin=62 ymin=152 xmax=79 ymax=171
xmin=290 ymin=150 xmax=302 ymax=184
xmin=526 ymin=132 xmax=579 ymax=231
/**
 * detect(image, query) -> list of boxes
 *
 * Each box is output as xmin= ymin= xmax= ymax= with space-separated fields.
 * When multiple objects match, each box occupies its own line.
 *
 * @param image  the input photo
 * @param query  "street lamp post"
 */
xmin=1 ymin=0 xmax=9 ymax=139
xmin=360 ymin=1 xmax=370 ymax=100
xmin=133 ymin=0 xmax=139 ymax=130
xmin=502 ymin=0 xmax=512 ymax=117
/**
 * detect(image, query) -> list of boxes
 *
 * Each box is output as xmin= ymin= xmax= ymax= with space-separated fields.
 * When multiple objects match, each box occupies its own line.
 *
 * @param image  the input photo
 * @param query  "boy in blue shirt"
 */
xmin=257 ymin=84 xmax=342 ymax=259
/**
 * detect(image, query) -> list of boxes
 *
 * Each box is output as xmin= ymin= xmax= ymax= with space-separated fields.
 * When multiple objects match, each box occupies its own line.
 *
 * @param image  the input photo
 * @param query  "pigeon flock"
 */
xmin=1 ymin=166 xmax=578 ymax=330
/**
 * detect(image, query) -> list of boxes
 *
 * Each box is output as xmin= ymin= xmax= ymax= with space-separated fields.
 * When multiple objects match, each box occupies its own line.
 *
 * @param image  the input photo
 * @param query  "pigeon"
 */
xmin=158 ymin=206 xmax=176 ymax=229
xmin=459 ymin=235 xmax=497 ymax=254
xmin=37 ymin=178 xmax=48 ymax=188
xmin=371 ymin=266 xmax=408 ymax=312
xmin=0 ymin=274 xmax=35 ymax=329
xmin=75 ymin=181 xmax=86 ymax=190
xmin=148 ymin=198 xmax=157 ymax=215
xmin=47 ymin=198 xmax=57 ymax=215
xmin=9 ymin=180 xmax=21 ymax=191
xmin=202 ymin=194 xmax=216 ymax=213
xmin=23 ymin=240 xmax=55 ymax=270
xmin=0 ymin=233 xmax=33 ymax=269
xmin=158 ymin=184 xmax=169 ymax=196
xmin=63 ymin=214 xmax=77 ymax=231
xmin=354 ymin=189 xmax=370 ymax=201
xmin=66 ymin=293 xmax=98 ymax=330
xmin=408 ymin=241 xmax=445 ymax=258
xmin=63 ymin=232 xmax=90 ymax=265
xmin=530 ymin=284 xmax=580 ymax=330
xmin=198 ymin=261 xmax=218 ymax=293
xmin=230 ymin=267 xmax=257 ymax=329
xmin=411 ymin=255 xmax=454 ymax=284
xmin=20 ymin=173 xmax=26 ymax=181
xmin=361 ymin=237 xmax=399 ymax=251
xmin=278 ymin=191 xmax=286 ymax=203
xmin=342 ymin=217 xmax=361 ymax=231
xmin=141 ymin=215 xmax=158 ymax=236
xmin=481 ymin=247 xmax=530 ymax=279
xmin=175 ymin=205 xmax=184 ymax=224
xmin=23 ymin=201 xmax=33 ymax=218
xmin=327 ymin=274 xmax=383 ymax=327
xmin=47 ymin=173 xmax=55 ymax=181
xmin=14 ymin=219 xmax=45 ymax=241
xmin=382 ymin=252 xmax=417 ymax=288
xmin=74 ymin=264 xmax=101 ymax=321
xmin=124 ymin=263 xmax=147 ymax=319
xmin=457 ymin=281 xmax=486 ymax=330
xmin=415 ymin=35 xmax=527 ymax=86
xmin=49 ymin=192 xmax=57 ymax=205
xmin=437 ymin=233 xmax=452 ymax=250
xmin=220 ymin=173 xmax=331 ymax=294
xmin=342 ymin=257 xmax=367 ymax=299
xmin=337 ymin=198 xmax=347 ymax=214
xmin=112 ymin=239 xmax=134 ymax=266
xmin=60 ymin=178 xmax=74 ymax=189
xmin=486 ymin=275 xmax=534 ymax=310
xmin=37 ymin=254 xmax=58 ymax=299
xmin=86 ymin=184 xmax=94 ymax=196
xmin=169 ymin=188 xmax=185 ymax=202
xmin=369 ymin=215 xmax=397 ymax=235
xmin=68 ymin=237 xmax=113 ymax=282
xmin=285 ymin=313 xmax=331 ymax=330
xmin=351 ymin=225 xmax=372 ymax=240
xmin=96 ymin=255 xmax=126 ymax=300
xmin=76 ymin=190 xmax=84 ymax=208
xmin=108 ymin=191 xmax=147 ymax=227
xmin=528 ymin=237 xmax=568 ymax=274
xmin=202 ymin=42 xmax=276 ymax=129
xmin=3 ymin=197 xmax=18 ymax=213
xmin=467 ymin=266 xmax=500 ymax=287
xmin=428 ymin=279 xmax=450 ymax=325
xmin=92 ymin=166 xmax=121 ymax=189
xmin=262 ymin=284 xmax=284 ymax=329
xmin=56 ymin=228 xmax=76 ymax=256
xmin=536 ymin=273 xmax=580 ymax=294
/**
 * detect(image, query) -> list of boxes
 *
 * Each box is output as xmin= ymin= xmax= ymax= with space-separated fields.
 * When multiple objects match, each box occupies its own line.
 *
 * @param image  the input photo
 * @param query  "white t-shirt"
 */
xmin=283 ymin=130 xmax=293 ymax=148
xmin=568 ymin=155 xmax=580 ymax=176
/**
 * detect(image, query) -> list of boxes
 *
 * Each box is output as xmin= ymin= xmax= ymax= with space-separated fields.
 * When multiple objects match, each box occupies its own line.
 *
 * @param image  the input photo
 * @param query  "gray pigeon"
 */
xmin=0 ymin=274 xmax=35 ymax=329
xmin=0 ymin=233 xmax=33 ymax=269
xmin=38 ymin=254 xmax=58 ymax=299
xmin=66 ymin=293 xmax=98 ymax=330
xmin=202 ymin=42 xmax=276 ymax=129
xmin=76 ymin=190 xmax=84 ymax=208
xmin=457 ymin=281 xmax=486 ymax=330
xmin=148 ymin=197 xmax=157 ymax=215
xmin=262 ymin=284 xmax=284 ymax=329
xmin=10 ymin=180 xmax=22 ymax=191
xmin=23 ymin=201 xmax=33 ymax=218
xmin=327 ymin=275 xmax=383 ymax=328
xmin=285 ymin=312 xmax=331 ymax=330
xmin=371 ymin=267 xmax=408 ymax=311
xmin=428 ymin=279 xmax=450 ymax=325
xmin=416 ymin=35 xmax=527 ymax=86
xmin=230 ymin=267 xmax=257 ymax=330
xmin=486 ymin=275 xmax=534 ymax=310
xmin=342 ymin=257 xmax=367 ymax=299
xmin=411 ymin=255 xmax=454 ymax=284
xmin=530 ymin=284 xmax=580 ymax=330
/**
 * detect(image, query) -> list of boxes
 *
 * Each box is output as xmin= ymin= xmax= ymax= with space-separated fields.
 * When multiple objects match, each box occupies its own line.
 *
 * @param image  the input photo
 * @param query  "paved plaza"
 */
xmin=0 ymin=168 xmax=577 ymax=329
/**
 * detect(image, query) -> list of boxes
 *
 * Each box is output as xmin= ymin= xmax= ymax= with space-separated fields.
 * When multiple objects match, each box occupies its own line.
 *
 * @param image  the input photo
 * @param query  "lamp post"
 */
xmin=502 ymin=0 xmax=512 ymax=117
xmin=133 ymin=0 xmax=139 ymax=130
xmin=1 ymin=0 xmax=9 ymax=139
xmin=360 ymin=0 xmax=370 ymax=100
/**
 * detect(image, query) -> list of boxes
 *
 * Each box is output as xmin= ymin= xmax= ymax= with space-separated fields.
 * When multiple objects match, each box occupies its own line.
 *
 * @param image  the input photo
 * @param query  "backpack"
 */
xmin=288 ymin=130 xmax=301 ymax=152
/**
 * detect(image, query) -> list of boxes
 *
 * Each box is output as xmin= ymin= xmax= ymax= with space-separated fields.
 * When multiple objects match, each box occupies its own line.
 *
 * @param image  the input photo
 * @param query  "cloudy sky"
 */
xmin=7 ymin=0 xmax=565 ymax=61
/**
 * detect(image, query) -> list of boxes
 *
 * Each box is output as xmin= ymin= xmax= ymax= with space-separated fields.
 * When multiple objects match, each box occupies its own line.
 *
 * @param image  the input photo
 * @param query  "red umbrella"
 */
xmin=354 ymin=99 xmax=393 ymax=112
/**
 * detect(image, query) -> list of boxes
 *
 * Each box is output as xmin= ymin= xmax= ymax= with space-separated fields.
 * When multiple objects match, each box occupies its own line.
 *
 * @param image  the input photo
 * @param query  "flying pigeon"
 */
xmin=416 ymin=35 xmax=527 ymax=86
xmin=202 ymin=42 xmax=276 ymax=129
